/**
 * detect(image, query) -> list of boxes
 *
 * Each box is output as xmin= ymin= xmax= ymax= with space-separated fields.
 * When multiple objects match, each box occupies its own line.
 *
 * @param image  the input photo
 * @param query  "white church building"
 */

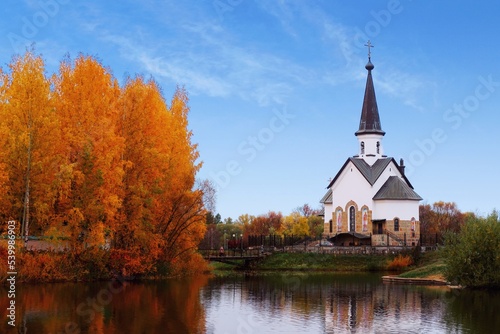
xmin=321 ymin=50 xmax=422 ymax=247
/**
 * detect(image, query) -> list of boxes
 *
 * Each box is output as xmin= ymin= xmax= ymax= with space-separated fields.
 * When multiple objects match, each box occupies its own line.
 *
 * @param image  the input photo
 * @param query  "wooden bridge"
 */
xmin=200 ymin=249 xmax=268 ymax=266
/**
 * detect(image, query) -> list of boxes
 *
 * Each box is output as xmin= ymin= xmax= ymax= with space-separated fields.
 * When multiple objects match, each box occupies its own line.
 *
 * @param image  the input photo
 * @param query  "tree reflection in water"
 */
xmin=2 ymin=273 xmax=499 ymax=333
xmin=0 ymin=275 xmax=208 ymax=334
xmin=202 ymin=273 xmax=499 ymax=334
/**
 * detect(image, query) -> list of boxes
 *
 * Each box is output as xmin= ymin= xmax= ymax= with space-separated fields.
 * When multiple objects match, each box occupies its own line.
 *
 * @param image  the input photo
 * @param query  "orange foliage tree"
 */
xmin=52 ymin=54 xmax=124 ymax=250
xmin=0 ymin=51 xmax=61 ymax=235
xmin=243 ymin=211 xmax=283 ymax=236
xmin=151 ymin=88 xmax=206 ymax=273
xmin=419 ymin=201 xmax=465 ymax=235
xmin=0 ymin=50 xmax=207 ymax=279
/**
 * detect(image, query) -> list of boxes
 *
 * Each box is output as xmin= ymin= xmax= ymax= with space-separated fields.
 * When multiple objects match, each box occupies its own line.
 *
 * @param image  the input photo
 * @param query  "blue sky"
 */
xmin=2 ymin=0 xmax=499 ymax=219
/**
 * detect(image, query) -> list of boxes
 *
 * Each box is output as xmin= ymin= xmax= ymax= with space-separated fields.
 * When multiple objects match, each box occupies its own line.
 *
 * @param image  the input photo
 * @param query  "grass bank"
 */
xmin=396 ymin=250 xmax=446 ymax=281
xmin=210 ymin=252 xmax=392 ymax=274
xmin=210 ymin=250 xmax=450 ymax=281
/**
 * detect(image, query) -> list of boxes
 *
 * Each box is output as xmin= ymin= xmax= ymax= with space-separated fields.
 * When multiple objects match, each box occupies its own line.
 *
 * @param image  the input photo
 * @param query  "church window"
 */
xmin=394 ymin=218 xmax=400 ymax=232
xmin=349 ymin=206 xmax=356 ymax=232
xmin=376 ymin=141 xmax=380 ymax=154
xmin=361 ymin=142 xmax=365 ymax=155
xmin=329 ymin=220 xmax=333 ymax=233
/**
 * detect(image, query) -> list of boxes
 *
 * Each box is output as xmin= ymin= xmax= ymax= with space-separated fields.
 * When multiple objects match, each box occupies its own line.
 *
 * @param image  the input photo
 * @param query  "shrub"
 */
xmin=18 ymin=251 xmax=69 ymax=282
xmin=442 ymin=211 xmax=500 ymax=288
xmin=387 ymin=254 xmax=413 ymax=271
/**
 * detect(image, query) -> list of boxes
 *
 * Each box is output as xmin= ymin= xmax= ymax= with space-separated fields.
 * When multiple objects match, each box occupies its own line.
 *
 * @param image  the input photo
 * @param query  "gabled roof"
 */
xmin=373 ymin=176 xmax=422 ymax=201
xmin=320 ymin=188 xmax=332 ymax=204
xmin=350 ymin=158 xmax=392 ymax=185
xmin=327 ymin=157 xmax=391 ymax=189
xmin=326 ymin=157 xmax=416 ymax=190
xmin=355 ymin=60 xmax=385 ymax=136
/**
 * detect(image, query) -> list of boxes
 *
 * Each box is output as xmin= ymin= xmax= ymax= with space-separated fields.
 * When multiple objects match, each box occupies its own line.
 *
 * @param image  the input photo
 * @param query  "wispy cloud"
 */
xmin=98 ymin=19 xmax=314 ymax=106
xmin=75 ymin=1 xmax=434 ymax=112
xmin=254 ymin=0 xmax=299 ymax=38
xmin=304 ymin=6 xmax=435 ymax=113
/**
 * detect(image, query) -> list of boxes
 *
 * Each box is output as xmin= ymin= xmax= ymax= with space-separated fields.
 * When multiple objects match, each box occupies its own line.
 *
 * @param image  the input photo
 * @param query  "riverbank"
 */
xmin=385 ymin=250 xmax=449 ymax=285
xmin=211 ymin=252 xmax=395 ymax=274
xmin=210 ymin=250 xmax=448 ymax=280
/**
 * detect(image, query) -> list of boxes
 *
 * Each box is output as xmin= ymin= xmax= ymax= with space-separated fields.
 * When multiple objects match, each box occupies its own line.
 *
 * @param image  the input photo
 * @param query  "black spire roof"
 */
xmin=355 ymin=59 xmax=385 ymax=136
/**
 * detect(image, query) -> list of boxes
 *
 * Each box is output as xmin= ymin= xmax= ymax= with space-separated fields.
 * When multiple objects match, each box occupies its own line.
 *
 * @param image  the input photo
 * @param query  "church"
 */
xmin=321 ymin=46 xmax=422 ymax=247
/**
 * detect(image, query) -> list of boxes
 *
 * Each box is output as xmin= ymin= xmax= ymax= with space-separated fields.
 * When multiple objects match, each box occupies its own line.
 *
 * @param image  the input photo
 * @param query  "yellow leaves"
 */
xmin=282 ymin=212 xmax=310 ymax=236
xmin=1 ymin=49 xmax=204 ymax=277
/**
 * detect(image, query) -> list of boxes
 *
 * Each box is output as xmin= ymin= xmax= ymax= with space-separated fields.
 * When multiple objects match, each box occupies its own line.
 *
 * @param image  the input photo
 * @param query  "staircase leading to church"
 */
xmin=384 ymin=229 xmax=405 ymax=246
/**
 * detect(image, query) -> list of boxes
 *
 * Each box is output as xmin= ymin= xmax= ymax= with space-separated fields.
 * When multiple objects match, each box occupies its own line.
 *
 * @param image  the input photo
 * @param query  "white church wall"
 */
xmin=357 ymin=133 xmax=384 ymax=165
xmin=373 ymin=200 xmax=419 ymax=220
xmin=331 ymin=161 xmax=373 ymax=210
xmin=324 ymin=202 xmax=333 ymax=224
xmin=371 ymin=160 xmax=401 ymax=191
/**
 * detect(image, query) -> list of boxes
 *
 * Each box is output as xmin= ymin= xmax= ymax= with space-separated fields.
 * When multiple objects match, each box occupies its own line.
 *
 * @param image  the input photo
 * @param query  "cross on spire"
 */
xmin=364 ymin=40 xmax=374 ymax=60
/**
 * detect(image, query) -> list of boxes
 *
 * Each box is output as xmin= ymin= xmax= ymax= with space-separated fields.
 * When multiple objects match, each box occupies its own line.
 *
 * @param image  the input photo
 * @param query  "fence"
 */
xmin=198 ymin=233 xmax=444 ymax=254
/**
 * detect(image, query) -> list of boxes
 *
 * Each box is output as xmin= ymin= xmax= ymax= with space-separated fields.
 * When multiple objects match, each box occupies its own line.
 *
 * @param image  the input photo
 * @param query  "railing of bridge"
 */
xmin=199 ymin=248 xmax=264 ymax=258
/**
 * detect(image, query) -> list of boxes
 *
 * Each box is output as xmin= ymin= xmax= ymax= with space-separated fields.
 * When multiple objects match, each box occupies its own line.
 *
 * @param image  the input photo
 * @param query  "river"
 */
xmin=1 ymin=272 xmax=498 ymax=333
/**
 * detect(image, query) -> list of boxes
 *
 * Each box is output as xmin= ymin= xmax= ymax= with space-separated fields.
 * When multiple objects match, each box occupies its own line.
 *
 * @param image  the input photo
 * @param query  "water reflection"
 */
xmin=1 ymin=273 xmax=499 ymax=333
xmin=201 ymin=273 xmax=500 ymax=334
xmin=0 ymin=276 xmax=208 ymax=334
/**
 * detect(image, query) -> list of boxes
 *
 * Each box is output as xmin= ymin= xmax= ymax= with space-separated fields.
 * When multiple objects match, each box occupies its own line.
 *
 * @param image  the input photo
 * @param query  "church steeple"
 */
xmin=355 ymin=41 xmax=385 ymax=165
xmin=355 ymin=42 xmax=385 ymax=136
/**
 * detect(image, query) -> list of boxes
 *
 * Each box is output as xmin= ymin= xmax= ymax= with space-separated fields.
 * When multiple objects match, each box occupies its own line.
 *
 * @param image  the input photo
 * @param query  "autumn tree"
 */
xmin=0 ymin=69 xmax=11 ymax=225
xmin=281 ymin=212 xmax=310 ymax=236
xmin=113 ymin=78 xmax=207 ymax=275
xmin=236 ymin=214 xmax=254 ymax=227
xmin=243 ymin=211 xmax=282 ymax=236
xmin=53 ymin=54 xmax=124 ymax=249
xmin=294 ymin=203 xmax=322 ymax=217
xmin=154 ymin=88 xmax=206 ymax=272
xmin=0 ymin=51 xmax=61 ymax=236
xmin=0 ymin=50 xmax=208 ymax=278
xmin=419 ymin=201 xmax=465 ymax=235
xmin=293 ymin=204 xmax=323 ymax=238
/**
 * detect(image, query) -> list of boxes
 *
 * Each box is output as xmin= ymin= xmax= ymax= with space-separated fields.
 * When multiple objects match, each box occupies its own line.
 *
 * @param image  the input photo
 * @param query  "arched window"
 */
xmin=376 ymin=141 xmax=380 ymax=154
xmin=349 ymin=206 xmax=356 ymax=232
xmin=394 ymin=218 xmax=400 ymax=232
xmin=360 ymin=142 xmax=365 ymax=155
xmin=329 ymin=220 xmax=333 ymax=233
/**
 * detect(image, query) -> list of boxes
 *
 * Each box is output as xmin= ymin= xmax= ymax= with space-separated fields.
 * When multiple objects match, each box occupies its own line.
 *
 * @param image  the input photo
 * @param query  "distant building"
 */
xmin=321 ymin=51 xmax=422 ymax=247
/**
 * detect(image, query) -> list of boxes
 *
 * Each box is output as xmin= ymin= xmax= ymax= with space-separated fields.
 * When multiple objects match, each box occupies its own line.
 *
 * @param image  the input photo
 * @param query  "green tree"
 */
xmin=443 ymin=211 xmax=500 ymax=288
xmin=307 ymin=215 xmax=324 ymax=238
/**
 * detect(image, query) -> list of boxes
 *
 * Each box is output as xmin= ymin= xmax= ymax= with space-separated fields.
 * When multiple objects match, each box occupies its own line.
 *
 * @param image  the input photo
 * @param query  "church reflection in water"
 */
xmin=202 ymin=273 xmax=491 ymax=333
